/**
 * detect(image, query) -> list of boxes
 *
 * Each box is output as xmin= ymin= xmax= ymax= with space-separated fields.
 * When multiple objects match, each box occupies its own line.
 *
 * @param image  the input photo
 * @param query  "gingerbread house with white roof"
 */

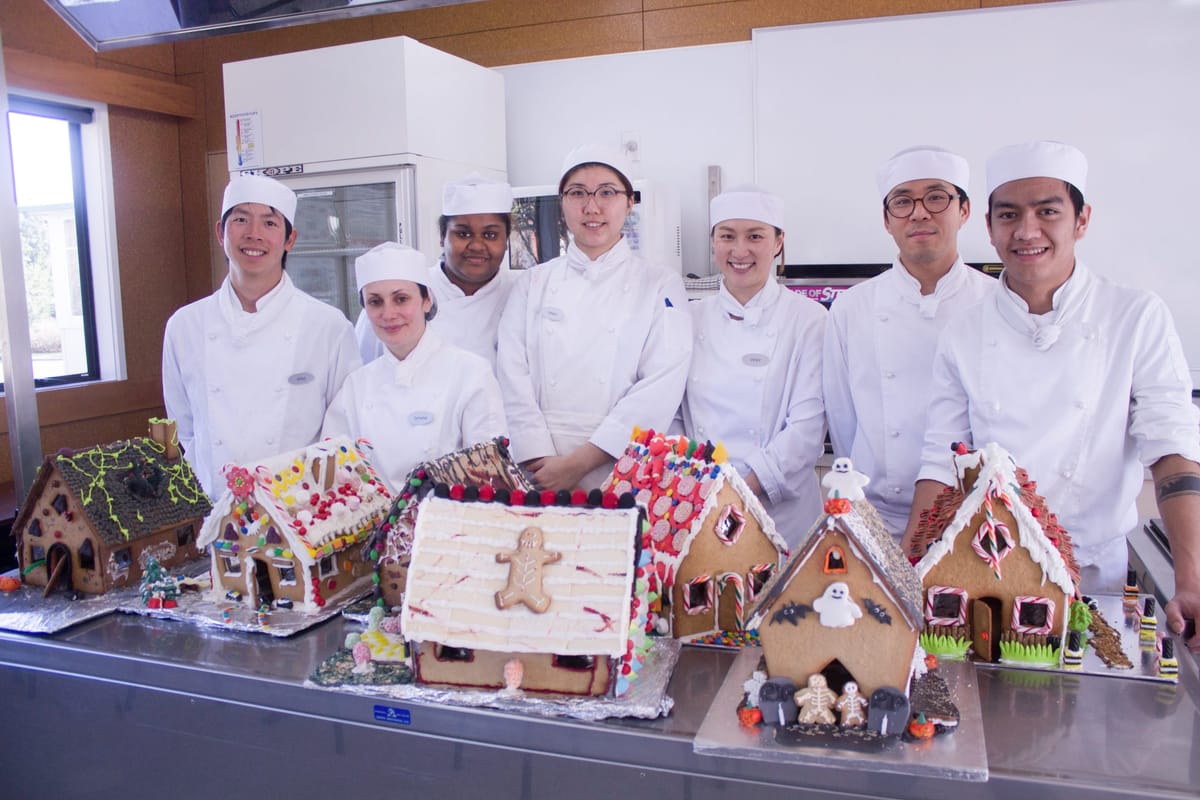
xmin=400 ymin=494 xmax=651 ymax=697
xmin=602 ymin=429 xmax=789 ymax=639
xmin=911 ymin=442 xmax=1081 ymax=663
xmin=197 ymin=437 xmax=392 ymax=613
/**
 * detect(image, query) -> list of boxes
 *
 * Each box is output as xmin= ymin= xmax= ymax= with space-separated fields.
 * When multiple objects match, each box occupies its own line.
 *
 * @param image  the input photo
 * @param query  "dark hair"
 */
xmin=987 ymin=180 xmax=1085 ymax=220
xmin=358 ymin=283 xmax=437 ymax=321
xmin=557 ymin=162 xmax=634 ymax=196
xmin=220 ymin=206 xmax=294 ymax=268
xmin=438 ymin=213 xmax=513 ymax=239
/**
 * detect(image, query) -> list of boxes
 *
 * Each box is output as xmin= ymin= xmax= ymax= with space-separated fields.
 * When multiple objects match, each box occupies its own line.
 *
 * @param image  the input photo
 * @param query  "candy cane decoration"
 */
xmin=745 ymin=563 xmax=775 ymax=601
xmin=926 ymin=586 xmax=968 ymax=626
xmin=718 ymin=572 xmax=746 ymax=628
xmin=1012 ymin=595 xmax=1055 ymax=635
xmin=973 ymin=483 xmax=1014 ymax=579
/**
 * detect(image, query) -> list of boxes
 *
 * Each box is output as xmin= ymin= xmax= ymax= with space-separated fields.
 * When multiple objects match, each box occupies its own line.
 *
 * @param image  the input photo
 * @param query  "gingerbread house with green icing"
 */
xmin=400 ymin=492 xmax=652 ymax=697
xmin=369 ymin=437 xmax=534 ymax=611
xmin=197 ymin=437 xmax=392 ymax=613
xmin=601 ymin=429 xmax=789 ymax=639
xmin=911 ymin=442 xmax=1081 ymax=664
xmin=747 ymin=488 xmax=924 ymax=700
xmin=15 ymin=419 xmax=210 ymax=596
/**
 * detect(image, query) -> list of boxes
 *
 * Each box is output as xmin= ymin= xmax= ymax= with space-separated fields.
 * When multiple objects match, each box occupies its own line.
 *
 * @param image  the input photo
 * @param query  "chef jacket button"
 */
xmin=884 ymin=371 xmax=896 ymax=379
xmin=210 ymin=386 xmax=220 ymax=393
xmin=698 ymin=427 xmax=706 ymax=435
xmin=878 ymin=314 xmax=889 ymax=322
xmin=755 ymin=376 xmax=763 ymax=383
xmin=991 ymin=402 xmax=1001 ymax=412
xmin=598 ymin=376 xmax=607 ymax=384
xmin=623 ymin=284 xmax=630 ymax=293
xmin=768 ymin=331 xmax=776 ymax=338
xmin=988 ymin=339 xmax=998 ymax=347
xmin=208 ymin=333 xmax=217 ymax=340
xmin=698 ymin=333 xmax=706 ymax=341
xmin=1074 ymin=400 xmax=1086 ymax=409
xmin=214 ymin=439 xmax=223 ymax=446
xmin=748 ymin=428 xmax=756 ymax=436
xmin=607 ymin=325 xmax=616 ymax=333
xmin=266 ymin=438 xmax=274 ymax=446
xmin=275 ymin=386 xmax=283 ymax=393
xmin=890 ymin=430 xmax=900 ymax=438
xmin=892 ymin=486 xmax=902 ymax=495
xmin=1062 ymin=468 xmax=1073 ymax=479
xmin=550 ymin=379 xmax=558 ymax=387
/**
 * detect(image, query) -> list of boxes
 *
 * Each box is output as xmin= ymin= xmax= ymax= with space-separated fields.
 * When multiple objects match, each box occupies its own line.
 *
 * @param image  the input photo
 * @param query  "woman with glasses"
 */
xmin=497 ymin=144 xmax=692 ymax=491
xmin=679 ymin=188 xmax=828 ymax=548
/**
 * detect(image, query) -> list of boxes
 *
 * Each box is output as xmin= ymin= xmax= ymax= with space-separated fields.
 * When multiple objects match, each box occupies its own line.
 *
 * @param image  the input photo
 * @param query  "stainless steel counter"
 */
xmin=2 ymin=527 xmax=1196 ymax=799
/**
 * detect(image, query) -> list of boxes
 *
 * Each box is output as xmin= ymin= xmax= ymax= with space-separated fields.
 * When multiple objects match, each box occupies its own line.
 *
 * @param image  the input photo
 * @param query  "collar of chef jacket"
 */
xmin=564 ymin=236 xmax=633 ymax=278
xmin=219 ymin=271 xmax=294 ymax=342
xmin=889 ymin=257 xmax=971 ymax=320
xmin=716 ymin=274 xmax=782 ymax=327
xmin=385 ymin=328 xmax=443 ymax=387
xmin=996 ymin=261 xmax=1092 ymax=351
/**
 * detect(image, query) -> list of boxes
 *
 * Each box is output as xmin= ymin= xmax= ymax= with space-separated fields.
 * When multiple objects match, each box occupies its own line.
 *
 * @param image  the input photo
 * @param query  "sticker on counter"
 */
xmin=374 ymin=704 xmax=412 ymax=726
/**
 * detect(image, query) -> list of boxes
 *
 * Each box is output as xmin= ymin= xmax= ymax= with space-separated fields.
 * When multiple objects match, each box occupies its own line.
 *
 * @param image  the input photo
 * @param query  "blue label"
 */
xmin=408 ymin=411 xmax=435 ymax=426
xmin=287 ymin=372 xmax=315 ymax=385
xmin=373 ymin=705 xmax=411 ymax=726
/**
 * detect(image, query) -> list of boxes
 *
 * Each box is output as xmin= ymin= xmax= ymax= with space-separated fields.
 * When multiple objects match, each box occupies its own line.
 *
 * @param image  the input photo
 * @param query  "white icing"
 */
xmin=812 ymin=581 xmax=862 ymax=627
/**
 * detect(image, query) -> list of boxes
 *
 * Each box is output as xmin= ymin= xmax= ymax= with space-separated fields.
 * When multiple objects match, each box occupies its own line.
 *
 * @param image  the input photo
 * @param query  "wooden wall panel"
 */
xmin=421 ymin=15 xmax=644 ymax=67
xmin=371 ymin=0 xmax=642 ymax=40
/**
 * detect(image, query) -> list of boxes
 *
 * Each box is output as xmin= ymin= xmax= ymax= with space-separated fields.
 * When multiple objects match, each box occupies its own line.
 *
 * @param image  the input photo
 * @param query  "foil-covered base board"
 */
xmin=0 ymin=571 xmax=123 ymax=634
xmin=693 ymin=646 xmax=988 ymax=782
xmin=307 ymin=637 xmax=680 ymax=721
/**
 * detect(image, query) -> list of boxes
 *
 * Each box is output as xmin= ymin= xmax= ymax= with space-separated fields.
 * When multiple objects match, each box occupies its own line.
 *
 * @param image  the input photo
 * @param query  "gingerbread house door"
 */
xmin=971 ymin=597 xmax=1002 ymax=662
xmin=250 ymin=558 xmax=276 ymax=608
xmin=44 ymin=543 xmax=73 ymax=595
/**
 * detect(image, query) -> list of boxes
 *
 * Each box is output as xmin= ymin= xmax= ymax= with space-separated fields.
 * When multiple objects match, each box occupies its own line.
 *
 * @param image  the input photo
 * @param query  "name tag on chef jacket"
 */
xmin=408 ymin=411 xmax=435 ymax=426
xmin=288 ymin=372 xmax=315 ymax=385
xmin=742 ymin=353 xmax=770 ymax=367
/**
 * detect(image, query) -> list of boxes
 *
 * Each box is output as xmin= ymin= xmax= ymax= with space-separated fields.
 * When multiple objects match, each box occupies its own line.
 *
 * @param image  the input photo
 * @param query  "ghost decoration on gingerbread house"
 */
xmin=821 ymin=457 xmax=870 ymax=502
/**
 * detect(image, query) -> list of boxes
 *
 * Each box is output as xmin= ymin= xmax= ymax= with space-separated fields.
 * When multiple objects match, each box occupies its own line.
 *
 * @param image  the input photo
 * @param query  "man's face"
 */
xmin=882 ymin=179 xmax=969 ymax=272
xmin=986 ymin=177 xmax=1089 ymax=300
xmin=216 ymin=202 xmax=295 ymax=279
xmin=440 ymin=213 xmax=509 ymax=291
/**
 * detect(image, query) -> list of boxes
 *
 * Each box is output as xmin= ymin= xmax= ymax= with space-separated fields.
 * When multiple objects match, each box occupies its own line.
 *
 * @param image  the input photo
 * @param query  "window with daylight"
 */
xmin=3 ymin=94 xmax=122 ymax=389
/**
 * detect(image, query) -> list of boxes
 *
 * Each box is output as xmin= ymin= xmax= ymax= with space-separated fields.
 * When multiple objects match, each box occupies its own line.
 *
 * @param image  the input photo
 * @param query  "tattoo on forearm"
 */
xmin=1156 ymin=472 xmax=1200 ymax=503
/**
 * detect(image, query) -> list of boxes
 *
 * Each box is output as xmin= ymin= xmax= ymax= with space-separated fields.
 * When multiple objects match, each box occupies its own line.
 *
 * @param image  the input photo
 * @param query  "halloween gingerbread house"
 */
xmin=601 ymin=429 xmax=789 ymax=639
xmin=15 ymin=419 xmax=210 ymax=596
xmin=197 ymin=437 xmax=392 ymax=613
xmin=400 ymin=491 xmax=652 ymax=697
xmin=911 ymin=442 xmax=1081 ymax=664
xmin=369 ymin=437 xmax=535 ymax=611
xmin=747 ymin=486 xmax=924 ymax=701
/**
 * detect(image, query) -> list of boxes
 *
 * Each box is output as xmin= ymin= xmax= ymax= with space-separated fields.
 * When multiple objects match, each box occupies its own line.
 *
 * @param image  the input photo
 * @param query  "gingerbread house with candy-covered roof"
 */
xmin=197 ymin=437 xmax=392 ymax=613
xmin=601 ymin=429 xmax=789 ymax=639
xmin=911 ymin=442 xmax=1081 ymax=664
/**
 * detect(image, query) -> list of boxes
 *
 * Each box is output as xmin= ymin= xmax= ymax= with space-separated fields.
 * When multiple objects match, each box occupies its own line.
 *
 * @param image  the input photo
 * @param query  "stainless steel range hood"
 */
xmin=43 ymin=0 xmax=483 ymax=51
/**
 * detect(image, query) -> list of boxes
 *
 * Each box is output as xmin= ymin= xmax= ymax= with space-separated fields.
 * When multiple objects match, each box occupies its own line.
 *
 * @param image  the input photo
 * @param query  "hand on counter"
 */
xmin=523 ymin=443 xmax=612 ymax=493
xmin=1150 ymin=454 xmax=1200 ymax=654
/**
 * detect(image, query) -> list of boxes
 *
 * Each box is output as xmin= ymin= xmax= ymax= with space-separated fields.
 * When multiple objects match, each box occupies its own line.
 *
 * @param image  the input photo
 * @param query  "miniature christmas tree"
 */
xmin=140 ymin=557 xmax=180 ymax=608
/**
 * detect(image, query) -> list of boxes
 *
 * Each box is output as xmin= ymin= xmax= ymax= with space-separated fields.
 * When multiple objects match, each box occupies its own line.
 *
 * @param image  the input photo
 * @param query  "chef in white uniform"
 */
xmin=823 ymin=146 xmax=993 ymax=537
xmin=323 ymin=242 xmax=506 ymax=491
xmin=679 ymin=188 xmax=826 ymax=548
xmin=904 ymin=141 xmax=1200 ymax=650
xmin=162 ymin=174 xmax=360 ymax=497
xmin=355 ymin=174 xmax=515 ymax=369
xmin=497 ymin=144 xmax=692 ymax=491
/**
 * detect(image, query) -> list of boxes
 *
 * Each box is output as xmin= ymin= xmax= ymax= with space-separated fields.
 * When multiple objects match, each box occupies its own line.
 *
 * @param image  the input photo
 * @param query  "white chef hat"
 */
xmin=442 ymin=173 xmax=515 ymax=216
xmin=710 ymin=187 xmax=785 ymax=230
xmin=985 ymin=140 xmax=1087 ymax=197
xmin=355 ymin=242 xmax=432 ymax=293
xmin=221 ymin=174 xmax=297 ymax=225
xmin=876 ymin=146 xmax=970 ymax=200
xmin=559 ymin=143 xmax=635 ymax=189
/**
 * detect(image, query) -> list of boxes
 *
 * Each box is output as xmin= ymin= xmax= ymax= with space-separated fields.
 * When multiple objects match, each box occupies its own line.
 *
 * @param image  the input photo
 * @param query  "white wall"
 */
xmin=498 ymin=42 xmax=755 ymax=278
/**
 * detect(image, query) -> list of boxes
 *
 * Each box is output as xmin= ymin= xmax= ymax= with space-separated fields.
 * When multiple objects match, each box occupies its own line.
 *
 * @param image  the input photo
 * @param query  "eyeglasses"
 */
xmin=561 ymin=185 xmax=630 ymax=205
xmin=885 ymin=189 xmax=958 ymax=218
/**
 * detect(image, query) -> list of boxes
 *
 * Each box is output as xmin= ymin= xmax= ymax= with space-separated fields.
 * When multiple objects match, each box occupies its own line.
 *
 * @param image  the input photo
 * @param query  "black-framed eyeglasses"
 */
xmin=885 ymin=189 xmax=958 ymax=218
xmin=561 ymin=184 xmax=631 ymax=205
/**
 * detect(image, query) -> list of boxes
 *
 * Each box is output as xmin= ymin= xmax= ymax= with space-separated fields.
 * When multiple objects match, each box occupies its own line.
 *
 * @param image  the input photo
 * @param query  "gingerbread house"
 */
xmin=602 ymin=429 xmax=789 ymax=639
xmin=197 ymin=437 xmax=392 ymax=613
xmin=15 ymin=419 xmax=210 ymax=596
xmin=369 ymin=437 xmax=534 ymax=611
xmin=747 ymin=494 xmax=923 ymax=699
xmin=400 ymin=493 xmax=652 ymax=697
xmin=911 ymin=442 xmax=1081 ymax=664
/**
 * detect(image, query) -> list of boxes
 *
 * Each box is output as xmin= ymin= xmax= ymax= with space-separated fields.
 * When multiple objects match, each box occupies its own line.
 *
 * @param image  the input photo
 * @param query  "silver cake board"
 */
xmin=306 ymin=637 xmax=680 ymax=722
xmin=693 ymin=646 xmax=989 ymax=782
xmin=0 ymin=570 xmax=121 ymax=634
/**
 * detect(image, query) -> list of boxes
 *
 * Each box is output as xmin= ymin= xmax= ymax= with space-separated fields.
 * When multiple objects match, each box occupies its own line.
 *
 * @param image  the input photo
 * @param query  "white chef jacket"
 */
xmin=354 ymin=263 xmax=515 ymax=369
xmin=681 ymin=279 xmax=827 ymax=549
xmin=497 ymin=237 xmax=692 ymax=489
xmin=823 ymin=259 xmax=994 ymax=536
xmin=162 ymin=273 xmax=360 ymax=498
xmin=918 ymin=261 xmax=1200 ymax=581
xmin=321 ymin=330 xmax=507 ymax=492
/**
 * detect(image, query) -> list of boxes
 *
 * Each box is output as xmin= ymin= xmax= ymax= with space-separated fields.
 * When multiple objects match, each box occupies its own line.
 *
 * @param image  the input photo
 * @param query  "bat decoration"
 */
xmin=770 ymin=601 xmax=813 ymax=626
xmin=862 ymin=597 xmax=892 ymax=625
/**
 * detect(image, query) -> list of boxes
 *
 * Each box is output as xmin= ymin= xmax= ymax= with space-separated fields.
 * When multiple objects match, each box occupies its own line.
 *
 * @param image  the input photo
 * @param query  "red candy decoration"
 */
xmin=540 ymin=489 xmax=556 ymax=505
xmin=571 ymin=489 xmax=587 ymax=506
xmin=449 ymin=484 xmax=465 ymax=501
xmin=601 ymin=492 xmax=619 ymax=509
xmin=478 ymin=484 xmax=495 ymax=502
xmin=510 ymin=490 xmax=526 ymax=506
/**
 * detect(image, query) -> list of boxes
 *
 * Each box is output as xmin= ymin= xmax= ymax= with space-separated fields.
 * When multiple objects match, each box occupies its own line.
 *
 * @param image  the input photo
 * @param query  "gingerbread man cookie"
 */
xmin=495 ymin=526 xmax=562 ymax=613
xmin=794 ymin=674 xmax=837 ymax=725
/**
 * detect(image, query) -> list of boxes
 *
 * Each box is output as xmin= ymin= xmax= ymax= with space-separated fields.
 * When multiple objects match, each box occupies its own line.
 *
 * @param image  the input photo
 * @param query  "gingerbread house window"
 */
xmin=112 ymin=548 xmax=132 ymax=571
xmin=925 ymin=586 xmax=968 ymax=626
xmin=265 ymin=527 xmax=282 ymax=545
xmin=713 ymin=505 xmax=745 ymax=545
xmin=28 ymin=519 xmax=42 ymax=538
xmin=78 ymin=539 xmax=95 ymax=570
xmin=434 ymin=644 xmax=474 ymax=662
xmin=552 ymin=654 xmax=596 ymax=671
xmin=52 ymin=494 xmax=69 ymax=515
xmin=1012 ymin=595 xmax=1055 ymax=635
xmin=683 ymin=575 xmax=714 ymax=615
xmin=30 ymin=545 xmax=46 ymax=563
xmin=747 ymin=564 xmax=774 ymax=599
xmin=223 ymin=556 xmax=241 ymax=576
xmin=223 ymin=524 xmax=238 ymax=541
xmin=278 ymin=565 xmax=296 ymax=585
xmin=175 ymin=524 xmax=194 ymax=548
xmin=823 ymin=546 xmax=847 ymax=574
xmin=318 ymin=555 xmax=338 ymax=578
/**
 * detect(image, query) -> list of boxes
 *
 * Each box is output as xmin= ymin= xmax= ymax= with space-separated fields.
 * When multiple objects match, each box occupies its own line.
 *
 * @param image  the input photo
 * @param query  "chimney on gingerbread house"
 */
xmin=148 ymin=418 xmax=180 ymax=461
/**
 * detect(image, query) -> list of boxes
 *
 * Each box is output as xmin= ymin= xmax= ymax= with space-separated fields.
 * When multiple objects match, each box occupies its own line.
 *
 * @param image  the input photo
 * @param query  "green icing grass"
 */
xmin=998 ymin=640 xmax=1060 ymax=665
xmin=920 ymin=631 xmax=970 ymax=659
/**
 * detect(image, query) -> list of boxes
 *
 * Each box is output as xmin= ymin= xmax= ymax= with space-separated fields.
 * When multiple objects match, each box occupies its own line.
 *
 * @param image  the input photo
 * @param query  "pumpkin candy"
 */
xmin=738 ymin=705 xmax=763 ymax=727
xmin=908 ymin=712 xmax=935 ymax=740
